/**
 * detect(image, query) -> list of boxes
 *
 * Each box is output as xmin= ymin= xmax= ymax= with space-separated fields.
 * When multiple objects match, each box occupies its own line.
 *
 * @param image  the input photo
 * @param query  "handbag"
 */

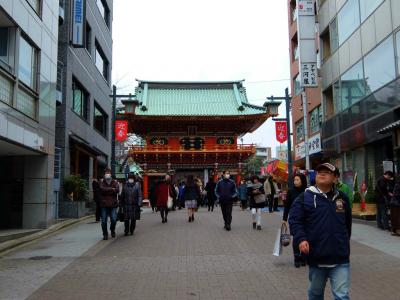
xmin=254 ymin=193 xmax=266 ymax=204
xmin=135 ymin=208 xmax=141 ymax=220
xmin=167 ymin=196 xmax=173 ymax=209
xmin=280 ymin=222 xmax=291 ymax=247
xmin=273 ymin=228 xmax=282 ymax=256
xmin=117 ymin=207 xmax=125 ymax=222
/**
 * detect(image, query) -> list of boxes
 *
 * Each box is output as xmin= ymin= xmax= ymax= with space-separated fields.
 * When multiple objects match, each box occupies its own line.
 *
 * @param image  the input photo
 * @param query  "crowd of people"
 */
xmin=91 ymin=163 xmax=400 ymax=300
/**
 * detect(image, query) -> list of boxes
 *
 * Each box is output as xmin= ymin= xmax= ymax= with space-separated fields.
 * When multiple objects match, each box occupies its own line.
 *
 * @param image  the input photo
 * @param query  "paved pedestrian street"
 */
xmin=1 ymin=208 xmax=400 ymax=300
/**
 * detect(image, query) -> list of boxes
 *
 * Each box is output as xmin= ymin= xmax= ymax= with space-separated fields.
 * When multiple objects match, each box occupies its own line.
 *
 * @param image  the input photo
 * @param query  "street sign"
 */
xmin=72 ymin=0 xmax=85 ymax=47
xmin=275 ymin=121 xmax=288 ymax=143
xmin=115 ymin=120 xmax=128 ymax=142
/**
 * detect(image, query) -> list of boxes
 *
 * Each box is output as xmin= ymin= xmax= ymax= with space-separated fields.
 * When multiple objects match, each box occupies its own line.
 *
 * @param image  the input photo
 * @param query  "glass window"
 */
xmin=333 ymin=80 xmax=341 ymax=114
xmin=340 ymin=60 xmax=366 ymax=110
xmin=94 ymin=102 xmax=108 ymax=136
xmin=360 ymin=0 xmax=383 ymax=22
xmin=295 ymin=119 xmax=304 ymax=143
xmin=72 ymin=80 xmax=88 ymax=120
xmin=364 ymin=36 xmax=396 ymax=93
xmin=18 ymin=36 xmax=37 ymax=90
xmin=0 ymin=28 xmax=8 ymax=59
xmin=310 ymin=106 xmax=322 ymax=134
xmin=0 ymin=72 xmax=13 ymax=105
xmin=95 ymin=42 xmax=109 ymax=81
xmin=337 ymin=0 xmax=360 ymax=46
xmin=17 ymin=88 xmax=36 ymax=119
xmin=293 ymin=44 xmax=299 ymax=61
xmin=96 ymin=0 xmax=110 ymax=27
xmin=293 ymin=74 xmax=301 ymax=95
xmin=85 ymin=22 xmax=92 ymax=54
xmin=396 ymin=31 xmax=400 ymax=76
xmin=26 ymin=0 xmax=40 ymax=14
xmin=329 ymin=18 xmax=339 ymax=53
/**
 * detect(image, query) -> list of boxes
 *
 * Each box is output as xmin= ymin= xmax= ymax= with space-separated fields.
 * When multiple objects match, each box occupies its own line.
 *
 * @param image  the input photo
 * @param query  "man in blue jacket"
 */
xmin=215 ymin=170 xmax=237 ymax=231
xmin=289 ymin=163 xmax=352 ymax=300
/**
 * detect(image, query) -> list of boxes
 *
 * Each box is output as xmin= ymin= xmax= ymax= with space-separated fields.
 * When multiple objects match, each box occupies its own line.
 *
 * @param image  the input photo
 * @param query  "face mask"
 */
xmin=128 ymin=179 xmax=134 ymax=183
xmin=224 ymin=174 xmax=230 ymax=179
xmin=105 ymin=174 xmax=111 ymax=180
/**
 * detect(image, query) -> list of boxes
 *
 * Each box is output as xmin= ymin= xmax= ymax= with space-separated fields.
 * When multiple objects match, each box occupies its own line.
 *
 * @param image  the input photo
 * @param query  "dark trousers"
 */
xmin=268 ymin=195 xmax=278 ymax=212
xmin=208 ymin=199 xmax=215 ymax=211
xmin=160 ymin=207 xmax=168 ymax=221
xmin=124 ymin=217 xmax=136 ymax=234
xmin=377 ymin=203 xmax=390 ymax=230
xmin=95 ymin=201 xmax=101 ymax=222
xmin=220 ymin=202 xmax=233 ymax=226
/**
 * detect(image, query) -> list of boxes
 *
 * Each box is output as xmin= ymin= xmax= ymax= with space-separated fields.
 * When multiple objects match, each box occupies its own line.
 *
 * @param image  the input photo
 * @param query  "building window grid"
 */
xmin=0 ymin=72 xmax=13 ymax=105
xmin=96 ymin=0 xmax=110 ymax=28
xmin=72 ymin=80 xmax=89 ymax=121
xmin=310 ymin=105 xmax=322 ymax=134
xmin=295 ymin=119 xmax=304 ymax=144
xmin=16 ymin=87 xmax=36 ymax=119
xmin=85 ymin=22 xmax=92 ymax=55
xmin=26 ymin=0 xmax=41 ymax=16
xmin=95 ymin=41 xmax=109 ymax=82
xmin=94 ymin=102 xmax=108 ymax=137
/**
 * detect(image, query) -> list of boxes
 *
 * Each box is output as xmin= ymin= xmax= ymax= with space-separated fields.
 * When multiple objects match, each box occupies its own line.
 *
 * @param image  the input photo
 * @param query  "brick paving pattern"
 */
xmin=18 ymin=208 xmax=400 ymax=299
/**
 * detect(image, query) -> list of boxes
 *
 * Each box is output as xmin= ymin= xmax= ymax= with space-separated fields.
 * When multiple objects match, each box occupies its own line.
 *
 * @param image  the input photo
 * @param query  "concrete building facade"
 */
xmin=56 ymin=0 xmax=113 ymax=212
xmin=317 ymin=0 xmax=400 ymax=186
xmin=0 ymin=0 xmax=59 ymax=228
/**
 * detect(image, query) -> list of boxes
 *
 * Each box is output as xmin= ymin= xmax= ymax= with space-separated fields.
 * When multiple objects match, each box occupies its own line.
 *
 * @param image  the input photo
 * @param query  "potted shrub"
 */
xmin=61 ymin=175 xmax=89 ymax=218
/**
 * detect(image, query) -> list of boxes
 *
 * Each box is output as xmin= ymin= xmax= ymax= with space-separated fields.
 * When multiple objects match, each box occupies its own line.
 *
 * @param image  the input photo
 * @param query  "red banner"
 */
xmin=115 ymin=120 xmax=128 ymax=142
xmin=275 ymin=121 xmax=287 ymax=143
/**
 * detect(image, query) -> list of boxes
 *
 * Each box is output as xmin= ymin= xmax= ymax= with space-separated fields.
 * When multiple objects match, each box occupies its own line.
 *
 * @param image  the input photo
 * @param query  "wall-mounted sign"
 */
xmin=115 ymin=120 xmax=128 ymax=142
xmin=150 ymin=137 xmax=168 ymax=146
xmin=216 ymin=137 xmax=234 ymax=145
xmin=295 ymin=133 xmax=321 ymax=160
xmin=72 ymin=0 xmax=85 ymax=47
xmin=298 ymin=0 xmax=314 ymax=16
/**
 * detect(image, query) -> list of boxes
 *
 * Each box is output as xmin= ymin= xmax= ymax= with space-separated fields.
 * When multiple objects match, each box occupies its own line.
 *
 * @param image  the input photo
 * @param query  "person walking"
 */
xmin=238 ymin=180 xmax=248 ymax=210
xmin=98 ymin=167 xmax=120 ymax=240
xmin=155 ymin=174 xmax=177 ymax=223
xmin=289 ymin=163 xmax=352 ymax=300
xmin=283 ymin=173 xmax=307 ymax=268
xmin=215 ymin=170 xmax=237 ymax=231
xmin=375 ymin=170 xmax=394 ymax=230
xmin=334 ymin=169 xmax=353 ymax=208
xmin=92 ymin=178 xmax=101 ymax=222
xmin=264 ymin=175 xmax=276 ymax=213
xmin=178 ymin=181 xmax=186 ymax=210
xmin=205 ymin=179 xmax=217 ymax=212
xmin=247 ymin=175 xmax=266 ymax=230
xmin=390 ymin=175 xmax=400 ymax=236
xmin=149 ymin=182 xmax=157 ymax=213
xmin=120 ymin=173 xmax=142 ymax=236
xmin=183 ymin=175 xmax=201 ymax=222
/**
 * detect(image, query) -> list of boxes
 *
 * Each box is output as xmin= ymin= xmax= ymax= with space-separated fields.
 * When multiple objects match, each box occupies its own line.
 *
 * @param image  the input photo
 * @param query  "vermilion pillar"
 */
xmin=236 ymin=162 xmax=242 ymax=185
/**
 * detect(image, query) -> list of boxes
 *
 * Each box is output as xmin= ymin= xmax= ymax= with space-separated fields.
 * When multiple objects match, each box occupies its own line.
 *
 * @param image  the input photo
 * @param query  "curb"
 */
xmin=0 ymin=215 xmax=94 ymax=255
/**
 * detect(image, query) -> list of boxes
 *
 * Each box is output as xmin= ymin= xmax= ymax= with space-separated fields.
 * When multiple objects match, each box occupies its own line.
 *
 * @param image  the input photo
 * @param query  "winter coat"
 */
xmin=215 ymin=178 xmax=237 ymax=204
xmin=120 ymin=182 xmax=142 ymax=220
xmin=183 ymin=184 xmax=201 ymax=201
xmin=205 ymin=181 xmax=217 ymax=201
xmin=283 ymin=186 xmax=305 ymax=221
xmin=336 ymin=181 xmax=353 ymax=208
xmin=375 ymin=176 xmax=393 ymax=205
xmin=289 ymin=186 xmax=352 ymax=266
xmin=155 ymin=181 xmax=177 ymax=208
xmin=237 ymin=183 xmax=248 ymax=201
xmin=391 ymin=182 xmax=400 ymax=207
xmin=247 ymin=182 xmax=266 ymax=208
xmin=99 ymin=179 xmax=119 ymax=208
xmin=92 ymin=180 xmax=101 ymax=204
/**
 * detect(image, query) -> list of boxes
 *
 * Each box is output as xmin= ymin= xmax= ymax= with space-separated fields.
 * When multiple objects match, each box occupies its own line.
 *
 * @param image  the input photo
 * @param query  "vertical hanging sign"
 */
xmin=115 ymin=120 xmax=128 ymax=142
xmin=275 ymin=121 xmax=288 ymax=143
xmin=72 ymin=0 xmax=85 ymax=47
xmin=296 ymin=0 xmax=318 ymax=87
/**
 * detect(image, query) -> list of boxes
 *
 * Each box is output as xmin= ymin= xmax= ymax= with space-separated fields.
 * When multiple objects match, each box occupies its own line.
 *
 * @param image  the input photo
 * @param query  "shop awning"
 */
xmin=377 ymin=120 xmax=400 ymax=134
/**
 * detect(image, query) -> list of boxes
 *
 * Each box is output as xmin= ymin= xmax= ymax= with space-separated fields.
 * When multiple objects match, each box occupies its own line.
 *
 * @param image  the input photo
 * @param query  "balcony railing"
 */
xmin=130 ymin=144 xmax=256 ymax=153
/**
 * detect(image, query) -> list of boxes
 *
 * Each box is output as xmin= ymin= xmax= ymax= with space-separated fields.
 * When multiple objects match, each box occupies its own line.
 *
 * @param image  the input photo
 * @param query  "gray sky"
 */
xmin=112 ymin=0 xmax=291 ymax=156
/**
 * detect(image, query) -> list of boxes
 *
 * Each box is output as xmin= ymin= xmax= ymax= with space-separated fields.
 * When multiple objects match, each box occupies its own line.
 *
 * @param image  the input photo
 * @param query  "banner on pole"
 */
xmin=275 ymin=121 xmax=287 ymax=143
xmin=115 ymin=120 xmax=128 ymax=142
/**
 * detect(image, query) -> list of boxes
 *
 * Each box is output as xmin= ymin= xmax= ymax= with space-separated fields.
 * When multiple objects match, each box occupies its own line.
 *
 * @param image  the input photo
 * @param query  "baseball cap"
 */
xmin=315 ymin=162 xmax=336 ymax=173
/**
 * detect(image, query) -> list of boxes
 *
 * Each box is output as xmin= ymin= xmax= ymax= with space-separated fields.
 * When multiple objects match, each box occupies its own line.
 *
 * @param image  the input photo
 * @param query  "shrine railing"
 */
xmin=129 ymin=144 xmax=256 ymax=153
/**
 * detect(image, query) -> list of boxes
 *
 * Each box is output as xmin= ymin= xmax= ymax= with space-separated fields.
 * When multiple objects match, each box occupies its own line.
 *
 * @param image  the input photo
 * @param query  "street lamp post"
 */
xmin=109 ymin=85 xmax=136 ymax=177
xmin=267 ymin=88 xmax=293 ymax=189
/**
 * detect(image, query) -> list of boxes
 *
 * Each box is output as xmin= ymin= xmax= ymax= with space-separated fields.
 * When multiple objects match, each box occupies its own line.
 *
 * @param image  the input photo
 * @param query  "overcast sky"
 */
xmin=112 ymin=0 xmax=291 ymax=156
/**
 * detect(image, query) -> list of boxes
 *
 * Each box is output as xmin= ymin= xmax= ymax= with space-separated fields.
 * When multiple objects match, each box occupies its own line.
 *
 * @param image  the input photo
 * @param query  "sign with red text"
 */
xmin=275 ymin=121 xmax=287 ymax=143
xmin=115 ymin=120 xmax=128 ymax=142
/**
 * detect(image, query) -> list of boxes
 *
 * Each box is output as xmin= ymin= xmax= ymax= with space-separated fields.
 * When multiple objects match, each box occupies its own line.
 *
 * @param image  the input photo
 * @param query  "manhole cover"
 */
xmin=29 ymin=256 xmax=52 ymax=260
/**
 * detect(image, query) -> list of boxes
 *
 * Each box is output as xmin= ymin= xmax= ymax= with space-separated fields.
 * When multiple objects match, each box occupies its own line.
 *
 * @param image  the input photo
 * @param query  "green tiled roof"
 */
xmin=134 ymin=80 xmax=267 ymax=116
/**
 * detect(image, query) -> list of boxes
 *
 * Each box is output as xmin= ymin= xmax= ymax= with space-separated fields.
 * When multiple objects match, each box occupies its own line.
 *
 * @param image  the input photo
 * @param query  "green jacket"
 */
xmin=337 ymin=182 xmax=353 ymax=208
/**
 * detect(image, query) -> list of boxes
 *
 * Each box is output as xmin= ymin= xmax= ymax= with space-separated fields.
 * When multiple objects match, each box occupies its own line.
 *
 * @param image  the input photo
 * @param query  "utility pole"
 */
xmin=268 ymin=87 xmax=293 ymax=189
xmin=301 ymin=89 xmax=310 ymax=171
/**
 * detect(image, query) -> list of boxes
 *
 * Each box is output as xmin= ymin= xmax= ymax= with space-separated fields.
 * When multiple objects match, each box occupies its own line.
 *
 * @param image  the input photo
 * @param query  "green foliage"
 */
xmin=365 ymin=172 xmax=376 ymax=204
xmin=244 ymin=155 xmax=264 ymax=176
xmin=353 ymin=174 xmax=361 ymax=203
xmin=63 ymin=175 xmax=89 ymax=202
